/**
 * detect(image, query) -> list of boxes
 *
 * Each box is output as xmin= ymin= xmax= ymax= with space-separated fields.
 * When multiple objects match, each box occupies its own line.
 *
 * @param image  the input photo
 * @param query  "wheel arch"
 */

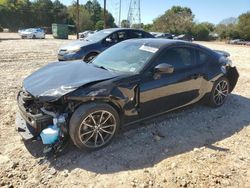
xmin=83 ymin=51 xmax=100 ymax=61
xmin=68 ymin=98 xmax=124 ymax=124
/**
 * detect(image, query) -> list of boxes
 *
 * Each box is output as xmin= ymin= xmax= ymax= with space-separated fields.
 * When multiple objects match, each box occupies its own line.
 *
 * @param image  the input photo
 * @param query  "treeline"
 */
xmin=123 ymin=6 xmax=250 ymax=41
xmin=1 ymin=1 xmax=249 ymax=41
xmin=0 ymin=0 xmax=115 ymax=32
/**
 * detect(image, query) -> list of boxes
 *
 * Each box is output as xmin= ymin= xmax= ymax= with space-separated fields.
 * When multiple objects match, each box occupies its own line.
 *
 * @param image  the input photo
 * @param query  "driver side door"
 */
xmin=139 ymin=46 xmax=204 ymax=118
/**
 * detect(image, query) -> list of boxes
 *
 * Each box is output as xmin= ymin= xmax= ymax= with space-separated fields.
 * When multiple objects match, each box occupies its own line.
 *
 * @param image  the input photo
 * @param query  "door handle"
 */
xmin=191 ymin=73 xmax=200 ymax=79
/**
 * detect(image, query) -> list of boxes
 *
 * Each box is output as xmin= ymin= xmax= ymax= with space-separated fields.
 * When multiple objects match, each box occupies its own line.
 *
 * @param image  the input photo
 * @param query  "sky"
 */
xmin=62 ymin=0 xmax=250 ymax=24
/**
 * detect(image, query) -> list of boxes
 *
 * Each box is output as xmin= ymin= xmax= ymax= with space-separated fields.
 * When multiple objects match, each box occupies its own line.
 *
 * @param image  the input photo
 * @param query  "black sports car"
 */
xmin=16 ymin=39 xmax=239 ymax=150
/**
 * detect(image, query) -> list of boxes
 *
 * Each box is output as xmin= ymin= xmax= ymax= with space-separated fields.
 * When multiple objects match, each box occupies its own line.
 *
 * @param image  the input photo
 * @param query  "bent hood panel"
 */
xmin=23 ymin=61 xmax=118 ymax=101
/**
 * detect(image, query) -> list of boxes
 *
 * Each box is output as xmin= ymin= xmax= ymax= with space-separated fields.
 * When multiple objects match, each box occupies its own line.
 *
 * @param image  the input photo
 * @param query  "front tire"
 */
xmin=207 ymin=77 xmax=230 ymax=107
xmin=84 ymin=53 xmax=98 ymax=63
xmin=69 ymin=103 xmax=120 ymax=150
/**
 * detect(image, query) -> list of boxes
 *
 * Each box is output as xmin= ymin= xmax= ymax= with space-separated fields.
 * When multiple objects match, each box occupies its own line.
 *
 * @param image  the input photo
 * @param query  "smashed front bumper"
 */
xmin=15 ymin=112 xmax=36 ymax=140
xmin=15 ymin=91 xmax=53 ymax=140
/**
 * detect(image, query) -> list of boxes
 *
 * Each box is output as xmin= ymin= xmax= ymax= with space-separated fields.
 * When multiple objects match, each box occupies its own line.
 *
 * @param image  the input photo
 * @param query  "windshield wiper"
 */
xmin=98 ymin=65 xmax=108 ymax=70
xmin=92 ymin=64 xmax=109 ymax=71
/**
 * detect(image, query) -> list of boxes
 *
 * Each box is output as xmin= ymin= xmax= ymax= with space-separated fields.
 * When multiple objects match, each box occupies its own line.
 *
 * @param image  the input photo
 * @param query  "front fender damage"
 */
xmin=66 ymin=84 xmax=140 ymax=124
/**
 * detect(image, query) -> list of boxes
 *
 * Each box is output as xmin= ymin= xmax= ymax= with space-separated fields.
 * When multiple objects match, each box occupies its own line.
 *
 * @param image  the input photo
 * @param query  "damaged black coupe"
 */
xmin=16 ymin=39 xmax=239 ymax=150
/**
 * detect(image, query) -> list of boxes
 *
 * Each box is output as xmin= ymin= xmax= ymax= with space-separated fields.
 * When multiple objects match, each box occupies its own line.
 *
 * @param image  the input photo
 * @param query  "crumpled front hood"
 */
xmin=60 ymin=40 xmax=95 ymax=50
xmin=23 ymin=61 xmax=119 ymax=102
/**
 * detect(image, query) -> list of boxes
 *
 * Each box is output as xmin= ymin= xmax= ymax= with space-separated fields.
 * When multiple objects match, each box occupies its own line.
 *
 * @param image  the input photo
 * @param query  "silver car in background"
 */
xmin=19 ymin=28 xmax=45 ymax=39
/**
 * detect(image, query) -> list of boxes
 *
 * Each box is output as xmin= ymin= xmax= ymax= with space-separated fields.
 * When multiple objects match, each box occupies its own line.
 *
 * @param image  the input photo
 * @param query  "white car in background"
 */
xmin=19 ymin=28 xmax=45 ymax=39
xmin=78 ymin=30 xmax=95 ymax=39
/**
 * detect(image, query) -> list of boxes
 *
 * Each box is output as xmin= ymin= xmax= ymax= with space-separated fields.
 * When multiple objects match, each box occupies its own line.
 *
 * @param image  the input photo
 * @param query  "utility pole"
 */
xmin=76 ymin=0 xmax=80 ymax=39
xmin=119 ymin=0 xmax=121 ymax=27
xmin=104 ymin=0 xmax=107 ymax=28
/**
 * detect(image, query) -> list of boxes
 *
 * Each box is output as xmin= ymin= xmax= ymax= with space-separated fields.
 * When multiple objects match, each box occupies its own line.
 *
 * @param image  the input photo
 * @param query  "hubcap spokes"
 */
xmin=79 ymin=110 xmax=116 ymax=148
xmin=213 ymin=80 xmax=229 ymax=105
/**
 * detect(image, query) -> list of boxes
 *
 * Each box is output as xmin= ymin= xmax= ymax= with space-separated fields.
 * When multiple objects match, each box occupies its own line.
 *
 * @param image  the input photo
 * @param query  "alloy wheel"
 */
xmin=213 ymin=80 xmax=229 ymax=105
xmin=78 ymin=110 xmax=116 ymax=148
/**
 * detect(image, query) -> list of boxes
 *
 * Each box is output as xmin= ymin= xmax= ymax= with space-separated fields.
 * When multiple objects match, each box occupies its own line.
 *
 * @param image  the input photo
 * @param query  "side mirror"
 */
xmin=154 ymin=63 xmax=174 ymax=74
xmin=105 ymin=38 xmax=112 ymax=43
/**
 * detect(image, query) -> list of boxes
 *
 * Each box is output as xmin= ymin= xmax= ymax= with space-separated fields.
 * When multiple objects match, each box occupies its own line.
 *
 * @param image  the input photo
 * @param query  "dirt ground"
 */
xmin=0 ymin=33 xmax=250 ymax=188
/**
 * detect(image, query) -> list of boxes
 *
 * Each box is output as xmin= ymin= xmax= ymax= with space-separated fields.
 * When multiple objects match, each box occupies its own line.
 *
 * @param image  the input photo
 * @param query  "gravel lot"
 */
xmin=0 ymin=33 xmax=250 ymax=188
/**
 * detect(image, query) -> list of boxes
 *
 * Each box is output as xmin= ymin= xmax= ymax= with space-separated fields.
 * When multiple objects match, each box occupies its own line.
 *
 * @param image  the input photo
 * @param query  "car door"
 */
xmin=139 ymin=46 xmax=204 ymax=118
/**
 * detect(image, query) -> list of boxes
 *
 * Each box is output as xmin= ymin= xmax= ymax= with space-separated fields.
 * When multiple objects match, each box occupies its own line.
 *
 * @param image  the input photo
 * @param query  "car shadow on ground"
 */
xmin=24 ymin=94 xmax=250 ymax=174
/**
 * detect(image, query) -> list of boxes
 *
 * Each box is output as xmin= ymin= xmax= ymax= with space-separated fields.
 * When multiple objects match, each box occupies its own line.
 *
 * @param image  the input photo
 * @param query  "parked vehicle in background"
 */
xmin=19 ymin=28 xmax=45 ymax=39
xmin=16 ymin=39 xmax=239 ymax=150
xmin=237 ymin=41 xmax=248 ymax=45
xmin=174 ymin=34 xmax=193 ymax=42
xmin=228 ymin=39 xmax=249 ymax=45
xmin=79 ymin=30 xmax=95 ymax=39
xmin=228 ymin=39 xmax=244 ymax=44
xmin=58 ymin=28 xmax=154 ymax=62
xmin=150 ymin=32 xmax=173 ymax=39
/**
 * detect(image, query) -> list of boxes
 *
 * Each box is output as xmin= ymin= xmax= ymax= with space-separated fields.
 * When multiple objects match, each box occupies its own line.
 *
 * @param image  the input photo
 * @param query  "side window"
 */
xmin=129 ymin=31 xmax=144 ymax=39
xmin=197 ymin=50 xmax=211 ymax=64
xmin=106 ymin=33 xmax=118 ymax=43
xmin=155 ymin=47 xmax=196 ymax=70
xmin=117 ymin=31 xmax=127 ymax=42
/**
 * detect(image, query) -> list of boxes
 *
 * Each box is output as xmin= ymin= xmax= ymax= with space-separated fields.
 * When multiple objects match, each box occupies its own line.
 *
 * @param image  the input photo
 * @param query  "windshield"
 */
xmin=91 ymin=41 xmax=158 ymax=73
xmin=85 ymin=30 xmax=112 ymax=42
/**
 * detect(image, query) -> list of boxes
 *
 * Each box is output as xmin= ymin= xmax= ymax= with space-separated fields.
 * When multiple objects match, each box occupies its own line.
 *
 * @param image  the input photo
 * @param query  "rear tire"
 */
xmin=69 ymin=103 xmax=120 ymax=150
xmin=207 ymin=77 xmax=230 ymax=107
xmin=32 ymin=35 xmax=36 ymax=39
